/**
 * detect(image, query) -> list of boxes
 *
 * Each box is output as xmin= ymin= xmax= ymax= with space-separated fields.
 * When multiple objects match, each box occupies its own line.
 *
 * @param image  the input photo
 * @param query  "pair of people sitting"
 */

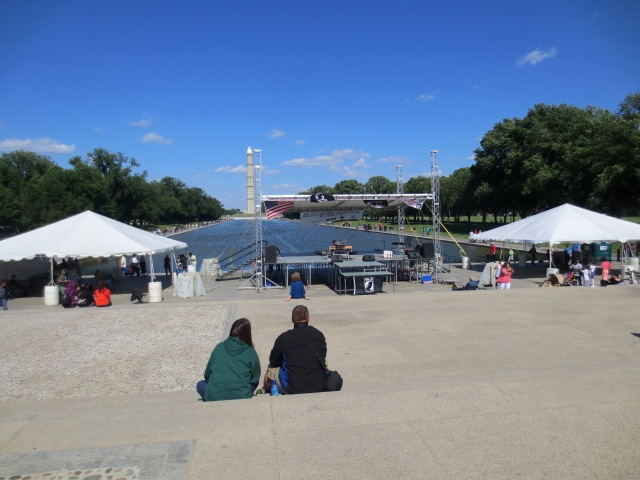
xmin=62 ymin=280 xmax=112 ymax=308
xmin=196 ymin=305 xmax=327 ymax=401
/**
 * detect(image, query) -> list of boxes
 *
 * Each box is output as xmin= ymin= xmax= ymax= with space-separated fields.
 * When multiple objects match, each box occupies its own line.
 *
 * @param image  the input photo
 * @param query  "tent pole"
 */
xmin=149 ymin=252 xmax=153 ymax=282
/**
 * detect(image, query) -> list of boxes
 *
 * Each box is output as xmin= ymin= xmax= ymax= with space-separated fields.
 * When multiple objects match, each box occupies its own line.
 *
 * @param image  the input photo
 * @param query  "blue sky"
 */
xmin=1 ymin=0 xmax=638 ymax=210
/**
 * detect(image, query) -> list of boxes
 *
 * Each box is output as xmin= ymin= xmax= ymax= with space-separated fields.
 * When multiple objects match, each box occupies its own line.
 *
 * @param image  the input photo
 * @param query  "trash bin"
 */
xmin=546 ymin=268 xmax=559 ymax=278
xmin=518 ymin=255 xmax=526 ymax=267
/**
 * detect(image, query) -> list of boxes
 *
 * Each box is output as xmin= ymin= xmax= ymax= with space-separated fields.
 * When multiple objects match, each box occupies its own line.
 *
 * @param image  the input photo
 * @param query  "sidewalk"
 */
xmin=1 ymin=276 xmax=639 ymax=479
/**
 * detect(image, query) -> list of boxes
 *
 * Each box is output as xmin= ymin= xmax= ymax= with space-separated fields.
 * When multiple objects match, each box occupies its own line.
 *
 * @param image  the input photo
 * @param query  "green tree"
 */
xmin=299 ymin=185 xmax=335 ymax=195
xmin=0 ymin=150 xmax=57 ymax=229
xmin=617 ymin=92 xmax=640 ymax=124
xmin=471 ymin=99 xmax=640 ymax=217
xmin=84 ymin=148 xmax=148 ymax=222
xmin=404 ymin=176 xmax=431 ymax=194
xmin=333 ymin=179 xmax=365 ymax=194
xmin=441 ymin=168 xmax=472 ymax=222
xmin=364 ymin=176 xmax=395 ymax=194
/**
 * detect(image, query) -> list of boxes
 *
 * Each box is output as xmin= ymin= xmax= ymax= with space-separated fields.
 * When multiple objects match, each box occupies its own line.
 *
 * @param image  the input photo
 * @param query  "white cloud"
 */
xmin=449 ymin=157 xmax=459 ymax=161
xmin=416 ymin=90 xmax=439 ymax=102
xmin=141 ymin=132 xmax=172 ymax=144
xmin=129 ymin=118 xmax=153 ymax=127
xmin=0 ymin=138 xmax=75 ymax=154
xmin=476 ymin=136 xmax=483 ymax=141
xmin=281 ymin=149 xmax=370 ymax=170
xmin=292 ymin=140 xmax=306 ymax=145
xmin=517 ymin=47 xmax=557 ymax=66
xmin=194 ymin=174 xmax=211 ymax=178
xmin=212 ymin=182 xmax=222 ymax=185
xmin=215 ymin=165 xmax=246 ymax=173
xmin=266 ymin=129 xmax=286 ymax=138
xmin=317 ymin=148 xmax=326 ymax=153
xmin=466 ymin=155 xmax=475 ymax=160
xmin=472 ymin=85 xmax=480 ymax=90
xmin=264 ymin=169 xmax=280 ymax=175
xmin=352 ymin=158 xmax=369 ymax=168
xmin=93 ymin=127 xmax=103 ymax=132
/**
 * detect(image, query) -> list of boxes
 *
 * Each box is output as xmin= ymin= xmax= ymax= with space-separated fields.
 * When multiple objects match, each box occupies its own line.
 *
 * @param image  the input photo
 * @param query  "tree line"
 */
xmin=0 ymin=148 xmax=228 ymax=232
xmin=300 ymin=93 xmax=640 ymax=222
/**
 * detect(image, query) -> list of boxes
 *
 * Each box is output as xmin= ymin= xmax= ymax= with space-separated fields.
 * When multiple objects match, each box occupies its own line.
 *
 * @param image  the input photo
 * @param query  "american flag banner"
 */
xmin=265 ymin=200 xmax=295 ymax=219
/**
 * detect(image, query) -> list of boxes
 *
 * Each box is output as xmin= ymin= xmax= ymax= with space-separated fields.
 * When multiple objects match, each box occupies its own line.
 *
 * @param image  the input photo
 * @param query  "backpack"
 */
xmin=61 ymin=293 xmax=71 ymax=307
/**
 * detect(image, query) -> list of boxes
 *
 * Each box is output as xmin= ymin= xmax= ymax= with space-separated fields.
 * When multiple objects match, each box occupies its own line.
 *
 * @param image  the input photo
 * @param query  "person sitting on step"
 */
xmin=196 ymin=318 xmax=261 ymax=401
xmin=286 ymin=272 xmax=310 ymax=301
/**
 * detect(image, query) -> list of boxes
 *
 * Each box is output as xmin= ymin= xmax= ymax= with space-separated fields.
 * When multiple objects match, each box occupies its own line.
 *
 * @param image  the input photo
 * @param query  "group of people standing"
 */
xmin=120 ymin=254 xmax=147 ymax=277
xmin=569 ymin=257 xmax=614 ymax=287
xmin=197 ymin=305 xmax=330 ymax=401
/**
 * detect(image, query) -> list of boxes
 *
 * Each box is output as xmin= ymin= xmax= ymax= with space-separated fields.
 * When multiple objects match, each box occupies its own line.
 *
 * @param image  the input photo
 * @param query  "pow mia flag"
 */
xmin=310 ymin=193 xmax=335 ymax=203
xmin=354 ymin=276 xmax=383 ymax=295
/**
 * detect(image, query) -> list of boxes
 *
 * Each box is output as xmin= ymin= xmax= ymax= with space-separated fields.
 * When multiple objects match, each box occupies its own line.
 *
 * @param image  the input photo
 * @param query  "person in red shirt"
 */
xmin=600 ymin=256 xmax=612 ymax=282
xmin=489 ymin=242 xmax=497 ymax=260
xmin=94 ymin=279 xmax=112 ymax=307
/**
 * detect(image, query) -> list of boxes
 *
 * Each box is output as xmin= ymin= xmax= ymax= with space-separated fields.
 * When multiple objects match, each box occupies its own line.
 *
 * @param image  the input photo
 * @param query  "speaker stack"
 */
xmin=419 ymin=243 xmax=435 ymax=258
xmin=264 ymin=246 xmax=278 ymax=264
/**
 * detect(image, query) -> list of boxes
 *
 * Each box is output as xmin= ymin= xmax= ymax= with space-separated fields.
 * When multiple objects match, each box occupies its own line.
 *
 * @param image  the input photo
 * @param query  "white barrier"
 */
xmin=44 ymin=285 xmax=60 ymax=306
xmin=148 ymin=282 xmax=163 ymax=303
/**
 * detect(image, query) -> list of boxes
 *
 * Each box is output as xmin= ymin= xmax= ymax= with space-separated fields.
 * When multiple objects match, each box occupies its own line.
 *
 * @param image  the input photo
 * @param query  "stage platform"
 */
xmin=264 ymin=253 xmax=413 ymax=294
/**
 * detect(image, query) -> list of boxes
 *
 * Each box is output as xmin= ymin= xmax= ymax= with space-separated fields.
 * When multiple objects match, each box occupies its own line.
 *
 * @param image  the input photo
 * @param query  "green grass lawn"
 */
xmin=337 ymin=218 xmax=508 ymax=240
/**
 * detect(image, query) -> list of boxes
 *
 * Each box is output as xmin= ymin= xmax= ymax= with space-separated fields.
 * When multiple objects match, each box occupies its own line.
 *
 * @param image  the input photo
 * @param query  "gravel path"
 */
xmin=0 ymin=305 xmax=228 ymax=402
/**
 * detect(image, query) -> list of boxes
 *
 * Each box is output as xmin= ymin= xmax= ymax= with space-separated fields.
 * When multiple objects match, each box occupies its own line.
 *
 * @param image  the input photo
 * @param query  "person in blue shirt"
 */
xmin=572 ymin=243 xmax=580 ymax=252
xmin=286 ymin=272 xmax=310 ymax=301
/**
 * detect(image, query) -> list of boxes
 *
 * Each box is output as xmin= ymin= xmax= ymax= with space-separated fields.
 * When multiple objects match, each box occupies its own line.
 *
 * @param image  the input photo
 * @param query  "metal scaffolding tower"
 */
xmin=239 ymin=149 xmax=282 ymax=291
xmin=239 ymin=149 xmax=266 ymax=290
xmin=430 ymin=150 xmax=442 ymax=267
xmin=396 ymin=165 xmax=405 ymax=251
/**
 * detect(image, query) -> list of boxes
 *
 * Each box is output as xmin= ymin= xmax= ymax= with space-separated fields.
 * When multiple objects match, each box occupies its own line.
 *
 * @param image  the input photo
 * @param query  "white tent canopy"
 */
xmin=475 ymin=204 xmax=640 ymax=245
xmin=0 ymin=211 xmax=187 ymax=262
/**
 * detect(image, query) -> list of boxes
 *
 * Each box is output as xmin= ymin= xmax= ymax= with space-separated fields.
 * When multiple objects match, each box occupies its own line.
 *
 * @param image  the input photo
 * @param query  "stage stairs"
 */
xmin=217 ymin=244 xmax=255 ymax=280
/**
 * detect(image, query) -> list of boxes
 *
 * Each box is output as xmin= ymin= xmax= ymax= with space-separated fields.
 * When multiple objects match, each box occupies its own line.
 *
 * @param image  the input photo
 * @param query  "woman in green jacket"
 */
xmin=197 ymin=318 xmax=261 ymax=401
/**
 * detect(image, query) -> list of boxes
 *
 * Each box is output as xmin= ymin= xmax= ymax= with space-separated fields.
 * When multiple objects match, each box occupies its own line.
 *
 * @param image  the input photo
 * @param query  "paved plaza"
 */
xmin=1 ymin=273 xmax=639 ymax=479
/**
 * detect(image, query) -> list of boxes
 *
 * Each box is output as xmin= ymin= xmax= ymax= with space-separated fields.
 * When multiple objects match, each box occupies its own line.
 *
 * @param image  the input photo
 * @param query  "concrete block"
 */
xmin=189 ymin=434 xmax=278 ymax=480
xmin=276 ymin=422 xmax=446 ymax=480
xmin=161 ymin=462 xmax=191 ymax=480
xmin=410 ymin=401 xmax=640 ymax=479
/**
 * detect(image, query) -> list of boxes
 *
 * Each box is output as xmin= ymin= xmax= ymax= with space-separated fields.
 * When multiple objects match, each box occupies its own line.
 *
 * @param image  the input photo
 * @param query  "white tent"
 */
xmin=0 ymin=210 xmax=187 ymax=261
xmin=475 ymin=204 xmax=640 ymax=245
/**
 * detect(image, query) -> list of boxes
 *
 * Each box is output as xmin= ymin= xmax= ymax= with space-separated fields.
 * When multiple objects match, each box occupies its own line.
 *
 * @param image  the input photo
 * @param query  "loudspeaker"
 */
xmin=408 ymin=251 xmax=420 ymax=259
xmin=362 ymin=254 xmax=375 ymax=262
xmin=419 ymin=243 xmax=435 ymax=258
xmin=265 ymin=246 xmax=278 ymax=264
xmin=331 ymin=255 xmax=343 ymax=263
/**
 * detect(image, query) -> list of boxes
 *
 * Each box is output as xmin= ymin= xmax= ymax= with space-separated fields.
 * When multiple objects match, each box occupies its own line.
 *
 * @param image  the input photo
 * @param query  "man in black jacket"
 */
xmin=261 ymin=305 xmax=327 ymax=395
